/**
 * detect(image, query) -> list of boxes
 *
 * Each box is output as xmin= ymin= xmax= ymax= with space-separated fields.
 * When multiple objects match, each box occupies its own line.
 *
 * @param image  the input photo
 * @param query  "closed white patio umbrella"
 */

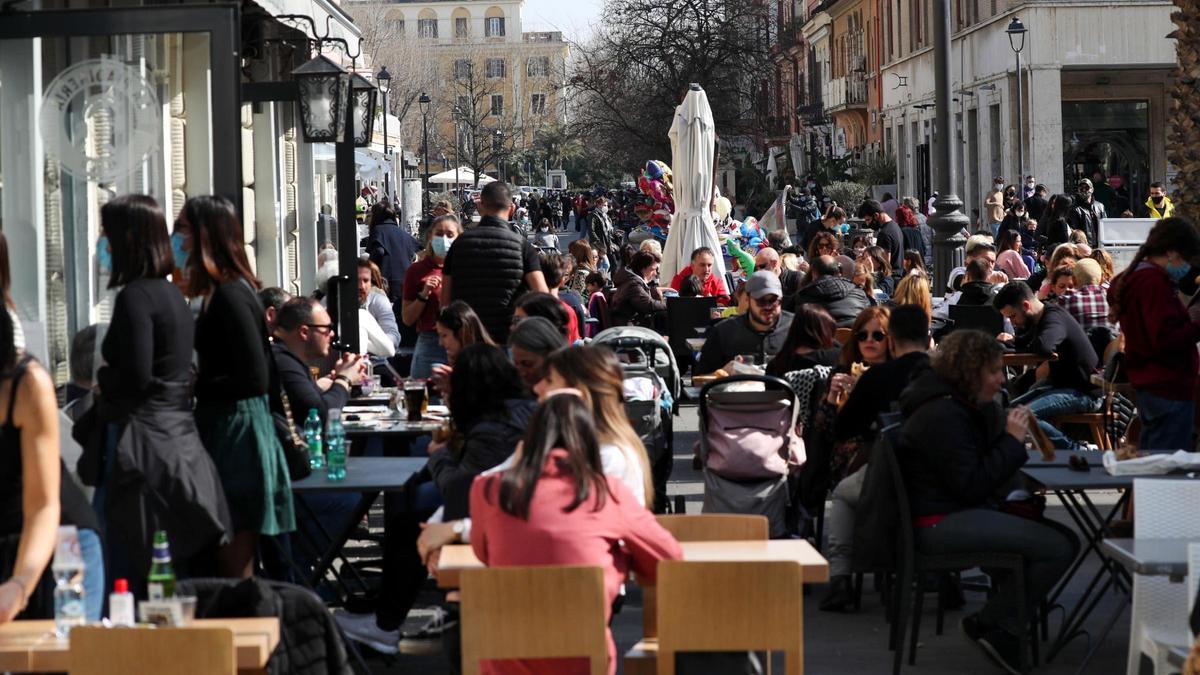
xmin=662 ymin=84 xmax=725 ymax=284
xmin=427 ymin=166 xmax=496 ymax=186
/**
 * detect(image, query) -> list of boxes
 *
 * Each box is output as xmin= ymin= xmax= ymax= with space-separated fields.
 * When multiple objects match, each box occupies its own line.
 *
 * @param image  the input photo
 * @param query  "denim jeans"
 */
xmin=1011 ymin=384 xmax=1101 ymax=450
xmin=916 ymin=509 xmax=1078 ymax=637
xmin=826 ymin=465 xmax=867 ymax=577
xmin=409 ymin=331 xmax=447 ymax=380
xmin=1136 ymin=390 xmax=1195 ymax=450
xmin=78 ymin=527 xmax=104 ymax=622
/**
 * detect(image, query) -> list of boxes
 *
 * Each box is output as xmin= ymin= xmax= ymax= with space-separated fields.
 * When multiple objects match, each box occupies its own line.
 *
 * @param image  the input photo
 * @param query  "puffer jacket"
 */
xmin=897 ymin=370 xmax=1026 ymax=518
xmin=445 ymin=216 xmax=532 ymax=342
xmin=428 ymin=398 xmax=537 ymax=519
xmin=786 ymin=275 xmax=871 ymax=327
xmin=610 ymin=268 xmax=667 ymax=328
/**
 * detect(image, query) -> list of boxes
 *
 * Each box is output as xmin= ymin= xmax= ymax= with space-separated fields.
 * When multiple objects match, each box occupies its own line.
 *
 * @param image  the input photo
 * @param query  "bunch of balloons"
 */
xmin=634 ymin=160 xmax=675 ymax=233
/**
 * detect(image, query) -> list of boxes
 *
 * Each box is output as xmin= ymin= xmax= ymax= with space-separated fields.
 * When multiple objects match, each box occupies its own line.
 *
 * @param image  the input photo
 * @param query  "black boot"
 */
xmin=819 ymin=575 xmax=855 ymax=612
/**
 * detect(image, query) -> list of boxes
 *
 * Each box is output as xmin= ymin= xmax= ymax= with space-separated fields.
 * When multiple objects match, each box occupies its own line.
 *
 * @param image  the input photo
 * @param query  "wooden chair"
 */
xmin=69 ymin=626 xmax=236 ymax=675
xmin=657 ymin=561 xmax=805 ymax=675
xmin=835 ymin=326 xmax=853 ymax=345
xmin=1050 ymin=338 xmax=1123 ymax=450
xmin=625 ymin=515 xmax=770 ymax=675
xmin=460 ymin=565 xmax=608 ymax=675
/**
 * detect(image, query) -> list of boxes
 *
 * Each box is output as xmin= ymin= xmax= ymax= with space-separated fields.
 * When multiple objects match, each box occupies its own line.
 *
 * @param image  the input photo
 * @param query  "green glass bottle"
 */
xmin=147 ymin=530 xmax=176 ymax=600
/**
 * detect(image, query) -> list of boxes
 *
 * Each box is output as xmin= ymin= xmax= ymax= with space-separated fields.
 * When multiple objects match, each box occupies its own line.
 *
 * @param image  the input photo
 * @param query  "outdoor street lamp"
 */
xmin=376 ymin=66 xmax=392 ymax=202
xmin=349 ymin=72 xmax=378 ymax=148
xmin=494 ymin=129 xmax=503 ymax=183
xmin=293 ymin=54 xmax=350 ymax=143
xmin=1007 ymin=16 xmax=1028 ymax=182
xmin=419 ymin=92 xmax=431 ymax=210
xmin=928 ymin=0 xmax=970 ymax=290
xmin=453 ymin=105 xmax=463 ymax=192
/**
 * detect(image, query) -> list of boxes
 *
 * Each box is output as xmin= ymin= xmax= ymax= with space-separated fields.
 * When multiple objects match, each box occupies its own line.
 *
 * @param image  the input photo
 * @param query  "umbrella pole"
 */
xmin=710 ymin=134 xmax=720 ymax=210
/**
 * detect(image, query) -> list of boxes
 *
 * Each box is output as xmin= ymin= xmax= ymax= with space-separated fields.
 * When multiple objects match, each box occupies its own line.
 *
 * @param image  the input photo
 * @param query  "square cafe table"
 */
xmin=0 ymin=617 xmax=279 ymax=673
xmin=1020 ymin=466 xmax=1200 ymax=665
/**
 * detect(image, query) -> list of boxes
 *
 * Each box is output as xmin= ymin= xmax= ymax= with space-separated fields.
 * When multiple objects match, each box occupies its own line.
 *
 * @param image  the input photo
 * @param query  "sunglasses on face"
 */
xmin=753 ymin=295 xmax=781 ymax=308
xmin=856 ymin=330 xmax=887 ymax=343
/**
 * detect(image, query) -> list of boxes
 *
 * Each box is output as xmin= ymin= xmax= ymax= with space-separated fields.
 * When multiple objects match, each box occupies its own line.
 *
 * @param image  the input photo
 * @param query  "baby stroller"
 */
xmin=698 ymin=374 xmax=804 ymax=538
xmin=592 ymin=326 xmax=681 ymax=513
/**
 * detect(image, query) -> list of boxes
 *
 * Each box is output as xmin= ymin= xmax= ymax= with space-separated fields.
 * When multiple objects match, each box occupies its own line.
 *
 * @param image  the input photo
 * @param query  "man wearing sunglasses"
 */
xmin=696 ymin=271 xmax=793 ymax=375
xmin=270 ymin=297 xmax=365 ymax=424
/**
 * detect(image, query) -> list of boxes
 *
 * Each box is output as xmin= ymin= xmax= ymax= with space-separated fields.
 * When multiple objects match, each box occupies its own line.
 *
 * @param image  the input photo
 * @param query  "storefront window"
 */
xmin=1062 ymin=100 xmax=1149 ymax=218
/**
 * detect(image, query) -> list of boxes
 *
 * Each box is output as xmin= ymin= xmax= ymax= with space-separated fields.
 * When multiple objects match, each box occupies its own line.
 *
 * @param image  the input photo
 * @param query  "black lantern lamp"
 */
xmin=292 ymin=54 xmax=350 ymax=143
xmin=1006 ymin=16 xmax=1027 ymax=52
xmin=349 ymin=71 xmax=378 ymax=147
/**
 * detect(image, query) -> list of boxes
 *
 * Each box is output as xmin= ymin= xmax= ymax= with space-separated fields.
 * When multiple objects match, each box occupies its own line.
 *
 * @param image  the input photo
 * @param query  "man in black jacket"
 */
xmin=1067 ymin=178 xmax=1105 ymax=247
xmin=697 ymin=271 xmax=793 ymax=374
xmin=858 ymin=199 xmax=904 ymax=276
xmin=786 ymin=256 xmax=871 ymax=327
xmin=270 ymin=297 xmax=364 ymax=424
xmin=364 ymin=203 xmax=421 ymax=304
xmin=1023 ymin=183 xmax=1049 ymax=223
xmin=993 ymin=282 xmax=1100 ymax=451
xmin=441 ymin=182 xmax=548 ymax=342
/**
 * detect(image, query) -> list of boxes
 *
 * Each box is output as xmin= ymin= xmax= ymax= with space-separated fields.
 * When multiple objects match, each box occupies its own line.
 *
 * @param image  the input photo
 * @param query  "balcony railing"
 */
xmin=826 ymin=76 xmax=866 ymax=111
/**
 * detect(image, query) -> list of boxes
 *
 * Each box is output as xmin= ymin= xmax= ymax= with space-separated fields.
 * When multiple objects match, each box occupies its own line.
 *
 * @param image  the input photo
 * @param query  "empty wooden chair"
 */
xmin=657 ymin=560 xmax=805 ymax=675
xmin=460 ymin=565 xmax=608 ymax=675
xmin=69 ymin=626 xmax=236 ymax=675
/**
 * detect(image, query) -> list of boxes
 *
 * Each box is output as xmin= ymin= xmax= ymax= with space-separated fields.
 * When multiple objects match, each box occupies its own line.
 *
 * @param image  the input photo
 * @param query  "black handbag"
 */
xmin=274 ymin=388 xmax=312 ymax=482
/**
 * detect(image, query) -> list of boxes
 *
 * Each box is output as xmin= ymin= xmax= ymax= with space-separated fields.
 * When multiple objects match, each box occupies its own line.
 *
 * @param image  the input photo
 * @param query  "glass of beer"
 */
xmin=404 ymin=379 xmax=427 ymax=422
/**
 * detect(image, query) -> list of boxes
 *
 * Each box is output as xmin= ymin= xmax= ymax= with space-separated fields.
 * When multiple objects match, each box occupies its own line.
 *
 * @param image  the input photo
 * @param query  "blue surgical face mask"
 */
xmin=432 ymin=235 xmax=454 ymax=258
xmin=1166 ymin=260 xmax=1191 ymax=283
xmin=170 ymin=231 xmax=190 ymax=271
xmin=96 ymin=236 xmax=112 ymax=275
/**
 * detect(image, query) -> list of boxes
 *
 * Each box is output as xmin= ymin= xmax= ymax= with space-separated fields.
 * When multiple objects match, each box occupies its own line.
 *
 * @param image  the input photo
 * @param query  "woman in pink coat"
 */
xmin=468 ymin=393 xmax=683 ymax=675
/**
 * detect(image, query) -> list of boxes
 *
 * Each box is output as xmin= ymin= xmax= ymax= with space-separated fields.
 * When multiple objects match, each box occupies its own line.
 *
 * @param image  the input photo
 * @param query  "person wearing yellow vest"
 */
xmin=1143 ymin=182 xmax=1175 ymax=219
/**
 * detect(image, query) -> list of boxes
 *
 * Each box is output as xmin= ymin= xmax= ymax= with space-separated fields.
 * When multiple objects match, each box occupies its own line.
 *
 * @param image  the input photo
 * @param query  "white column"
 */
xmin=1027 ymin=65 xmax=1064 ymax=193
xmin=252 ymin=102 xmax=282 ymax=287
xmin=0 ymin=39 xmax=47 ymax=359
xmin=296 ymin=139 xmax=318 ymax=295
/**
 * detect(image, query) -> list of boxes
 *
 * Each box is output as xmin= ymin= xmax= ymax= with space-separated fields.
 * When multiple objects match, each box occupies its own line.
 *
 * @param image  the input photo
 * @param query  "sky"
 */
xmin=521 ymin=0 xmax=604 ymax=41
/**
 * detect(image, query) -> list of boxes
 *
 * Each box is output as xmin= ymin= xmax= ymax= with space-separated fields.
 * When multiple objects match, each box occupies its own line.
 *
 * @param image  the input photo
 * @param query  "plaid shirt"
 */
xmin=1059 ymin=284 xmax=1115 ymax=332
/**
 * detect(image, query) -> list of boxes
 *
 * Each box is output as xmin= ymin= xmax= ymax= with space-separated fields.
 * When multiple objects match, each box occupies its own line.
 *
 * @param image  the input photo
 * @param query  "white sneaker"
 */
xmin=333 ymin=610 xmax=400 ymax=655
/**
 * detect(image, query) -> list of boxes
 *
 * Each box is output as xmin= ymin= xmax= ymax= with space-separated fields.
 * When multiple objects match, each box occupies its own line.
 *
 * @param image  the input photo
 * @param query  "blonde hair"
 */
xmin=1089 ymin=248 xmax=1114 ymax=282
xmin=892 ymin=272 xmax=932 ymax=321
xmin=639 ymin=239 xmax=663 ymax=258
xmin=1072 ymin=258 xmax=1102 ymax=287
xmin=780 ymin=252 xmax=801 ymax=271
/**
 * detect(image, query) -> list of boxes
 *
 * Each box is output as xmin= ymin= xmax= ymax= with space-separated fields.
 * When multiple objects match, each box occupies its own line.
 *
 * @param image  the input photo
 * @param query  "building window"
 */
xmin=418 ymin=19 xmax=437 ymax=39
xmin=455 ymin=17 xmax=469 ymax=38
xmin=530 ymin=94 xmax=546 ymax=115
xmin=490 ymin=94 xmax=504 ymax=116
xmin=527 ymin=56 xmax=550 ymax=77
xmin=486 ymin=58 xmax=506 ymax=78
xmin=389 ymin=19 xmax=405 ymax=35
xmin=486 ymin=17 xmax=506 ymax=37
xmin=454 ymin=60 xmax=472 ymax=80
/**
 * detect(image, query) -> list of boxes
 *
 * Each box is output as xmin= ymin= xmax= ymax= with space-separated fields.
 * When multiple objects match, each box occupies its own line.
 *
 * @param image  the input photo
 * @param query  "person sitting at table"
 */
xmin=785 ymin=256 xmax=870 ymax=328
xmin=467 ymin=393 xmax=682 ymax=675
xmin=0 ymin=308 xmax=60 ymax=622
xmin=1058 ymin=259 xmax=1114 ymax=333
xmin=898 ymin=329 xmax=1077 ymax=675
xmin=754 ymin=247 xmax=802 ymax=300
xmin=669 ymin=246 xmax=730 ymax=305
xmin=515 ymin=290 xmax=579 ymax=344
xmin=816 ymin=305 xmax=930 ymax=612
xmin=765 ymin=303 xmax=840 ymax=377
xmin=1107 ymin=216 xmax=1200 ymax=450
xmin=430 ymin=301 xmax=495 ymax=399
xmin=337 ymin=343 xmax=535 ymax=653
xmin=993 ymin=281 xmax=1099 ymax=451
xmin=610 ymin=249 xmax=667 ymax=329
xmin=696 ymin=271 xmax=794 ymax=374
xmin=508 ymin=317 xmax=568 ymax=390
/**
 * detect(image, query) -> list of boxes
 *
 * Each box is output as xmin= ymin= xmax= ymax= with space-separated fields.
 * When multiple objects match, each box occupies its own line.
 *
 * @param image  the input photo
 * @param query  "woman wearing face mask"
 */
xmin=533 ymin=218 xmax=558 ymax=250
xmin=1107 ymin=217 xmax=1200 ymax=449
xmin=403 ymin=214 xmax=462 ymax=379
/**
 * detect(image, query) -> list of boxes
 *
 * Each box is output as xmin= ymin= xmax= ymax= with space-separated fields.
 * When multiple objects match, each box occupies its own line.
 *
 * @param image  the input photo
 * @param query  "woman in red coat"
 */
xmin=468 ymin=393 xmax=682 ymax=675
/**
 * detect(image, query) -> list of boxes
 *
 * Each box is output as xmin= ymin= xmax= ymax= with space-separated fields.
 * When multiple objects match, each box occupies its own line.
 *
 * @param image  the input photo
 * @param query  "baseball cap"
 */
xmin=1078 ymin=178 xmax=1093 ymax=189
xmin=746 ymin=271 xmax=782 ymax=299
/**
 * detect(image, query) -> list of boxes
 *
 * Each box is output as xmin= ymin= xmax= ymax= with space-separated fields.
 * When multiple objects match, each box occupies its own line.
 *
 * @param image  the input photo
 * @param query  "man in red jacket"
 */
xmin=668 ymin=246 xmax=730 ymax=305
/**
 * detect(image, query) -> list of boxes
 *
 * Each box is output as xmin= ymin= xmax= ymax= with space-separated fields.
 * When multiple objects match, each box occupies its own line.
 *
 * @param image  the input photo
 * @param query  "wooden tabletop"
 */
xmin=436 ymin=539 xmax=829 ymax=588
xmin=0 ymin=617 xmax=279 ymax=672
xmin=1003 ymin=352 xmax=1058 ymax=367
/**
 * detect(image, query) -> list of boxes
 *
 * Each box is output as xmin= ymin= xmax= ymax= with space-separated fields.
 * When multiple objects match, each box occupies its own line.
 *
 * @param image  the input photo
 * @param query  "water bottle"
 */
xmin=52 ymin=526 xmax=85 ymax=638
xmin=304 ymin=408 xmax=324 ymax=469
xmin=326 ymin=408 xmax=347 ymax=481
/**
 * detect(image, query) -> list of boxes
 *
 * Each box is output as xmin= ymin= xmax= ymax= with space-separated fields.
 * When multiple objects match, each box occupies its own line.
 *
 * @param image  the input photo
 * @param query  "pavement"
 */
xmin=348 ymin=400 xmax=1138 ymax=674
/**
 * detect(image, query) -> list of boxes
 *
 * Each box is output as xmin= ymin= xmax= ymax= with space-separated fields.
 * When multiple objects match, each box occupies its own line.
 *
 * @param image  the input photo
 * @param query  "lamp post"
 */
xmin=494 ymin=129 xmax=503 ymax=183
xmin=419 ymin=92 xmax=431 ymax=211
xmin=453 ymin=105 xmax=463 ymax=194
xmin=1007 ymin=17 xmax=1028 ymax=185
xmin=928 ymin=0 xmax=970 ymax=290
xmin=376 ymin=66 xmax=391 ymax=203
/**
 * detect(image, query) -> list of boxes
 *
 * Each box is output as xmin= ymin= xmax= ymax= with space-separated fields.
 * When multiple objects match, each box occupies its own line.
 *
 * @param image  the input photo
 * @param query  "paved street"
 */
xmin=362 ymin=401 xmax=1133 ymax=675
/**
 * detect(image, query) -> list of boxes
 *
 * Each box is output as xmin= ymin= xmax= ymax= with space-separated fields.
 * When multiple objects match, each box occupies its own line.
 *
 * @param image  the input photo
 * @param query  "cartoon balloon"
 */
xmin=714 ymin=196 xmax=732 ymax=220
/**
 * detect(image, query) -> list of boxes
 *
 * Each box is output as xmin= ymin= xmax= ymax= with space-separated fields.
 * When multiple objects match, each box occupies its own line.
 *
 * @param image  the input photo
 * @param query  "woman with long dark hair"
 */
xmin=469 ymin=394 xmax=682 ymax=674
xmin=766 ymin=303 xmax=839 ymax=376
xmin=1108 ymin=217 xmax=1200 ymax=449
xmin=0 ymin=308 xmax=59 ymax=622
xmin=1037 ymin=194 xmax=1073 ymax=249
xmin=88 ymin=195 xmax=230 ymax=597
xmin=182 ymin=195 xmax=292 ymax=578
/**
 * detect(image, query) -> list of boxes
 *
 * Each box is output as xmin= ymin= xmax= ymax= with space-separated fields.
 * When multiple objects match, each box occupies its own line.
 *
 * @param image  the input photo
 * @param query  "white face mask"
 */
xmin=994 ymin=183 xmax=1004 ymax=191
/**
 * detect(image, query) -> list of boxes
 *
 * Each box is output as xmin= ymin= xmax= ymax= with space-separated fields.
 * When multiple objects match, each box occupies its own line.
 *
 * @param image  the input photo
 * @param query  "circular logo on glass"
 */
xmin=39 ymin=56 xmax=161 ymax=182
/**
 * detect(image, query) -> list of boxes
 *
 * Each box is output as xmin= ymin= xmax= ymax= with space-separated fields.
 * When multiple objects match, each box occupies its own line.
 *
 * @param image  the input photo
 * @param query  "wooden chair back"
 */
xmin=657 ymin=560 xmax=804 ymax=675
xmin=835 ymin=326 xmax=853 ymax=346
xmin=655 ymin=514 xmax=769 ymax=542
xmin=69 ymin=626 xmax=236 ymax=675
xmin=460 ymin=565 xmax=608 ymax=675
